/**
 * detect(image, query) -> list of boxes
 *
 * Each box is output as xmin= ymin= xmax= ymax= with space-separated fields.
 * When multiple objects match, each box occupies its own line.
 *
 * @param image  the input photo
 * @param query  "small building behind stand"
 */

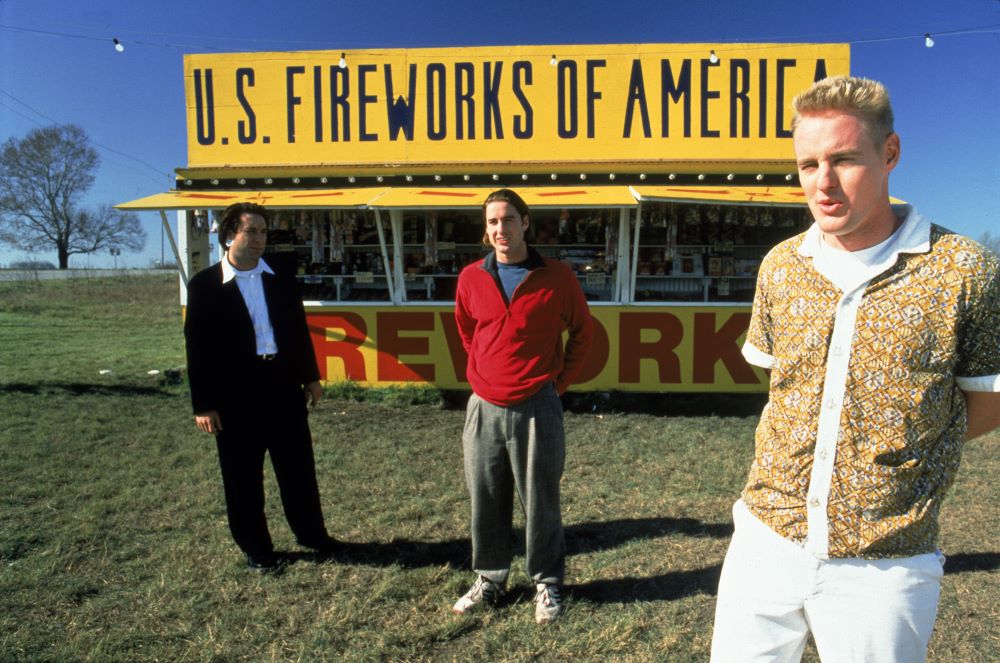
xmin=119 ymin=42 xmax=851 ymax=393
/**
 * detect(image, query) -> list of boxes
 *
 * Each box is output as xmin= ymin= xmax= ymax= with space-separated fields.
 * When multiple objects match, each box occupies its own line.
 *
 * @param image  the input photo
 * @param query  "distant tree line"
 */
xmin=978 ymin=231 xmax=1000 ymax=257
xmin=6 ymin=260 xmax=57 ymax=270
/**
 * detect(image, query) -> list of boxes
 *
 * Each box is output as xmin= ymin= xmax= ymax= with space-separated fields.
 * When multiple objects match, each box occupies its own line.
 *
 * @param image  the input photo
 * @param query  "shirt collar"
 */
xmin=221 ymin=256 xmax=274 ymax=283
xmin=797 ymin=204 xmax=930 ymax=261
xmin=482 ymin=245 xmax=545 ymax=275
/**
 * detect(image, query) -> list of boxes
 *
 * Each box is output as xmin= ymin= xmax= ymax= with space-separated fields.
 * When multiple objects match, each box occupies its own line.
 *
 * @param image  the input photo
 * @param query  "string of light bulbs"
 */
xmin=0 ymin=20 xmax=998 ymax=56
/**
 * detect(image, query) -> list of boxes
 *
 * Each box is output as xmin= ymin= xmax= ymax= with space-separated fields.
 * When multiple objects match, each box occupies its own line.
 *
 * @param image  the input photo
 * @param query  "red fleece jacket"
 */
xmin=455 ymin=247 xmax=594 ymax=406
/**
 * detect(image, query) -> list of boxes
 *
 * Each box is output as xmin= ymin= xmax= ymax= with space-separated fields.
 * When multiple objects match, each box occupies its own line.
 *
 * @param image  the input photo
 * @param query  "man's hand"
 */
xmin=305 ymin=381 xmax=323 ymax=408
xmin=195 ymin=410 xmax=223 ymax=434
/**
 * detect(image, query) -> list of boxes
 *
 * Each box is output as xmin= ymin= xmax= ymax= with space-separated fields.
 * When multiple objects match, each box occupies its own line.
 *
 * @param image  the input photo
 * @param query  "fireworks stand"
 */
xmin=118 ymin=42 xmax=850 ymax=392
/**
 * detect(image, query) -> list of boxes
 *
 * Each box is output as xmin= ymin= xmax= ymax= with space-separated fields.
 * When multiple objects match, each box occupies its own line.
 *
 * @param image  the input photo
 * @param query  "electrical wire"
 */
xmin=0 ymin=89 xmax=171 ymax=185
xmin=0 ymin=20 xmax=998 ymax=53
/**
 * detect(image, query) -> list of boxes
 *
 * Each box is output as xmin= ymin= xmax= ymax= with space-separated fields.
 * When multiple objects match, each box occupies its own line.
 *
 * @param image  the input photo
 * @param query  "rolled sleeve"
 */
xmin=743 ymin=252 xmax=776 ymax=363
xmin=742 ymin=342 xmax=775 ymax=370
xmin=955 ymin=256 xmax=1000 ymax=384
xmin=956 ymin=374 xmax=1000 ymax=392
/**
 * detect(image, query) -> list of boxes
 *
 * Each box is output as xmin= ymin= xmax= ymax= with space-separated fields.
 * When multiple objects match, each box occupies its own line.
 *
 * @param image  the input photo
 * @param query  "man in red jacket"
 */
xmin=452 ymin=188 xmax=594 ymax=624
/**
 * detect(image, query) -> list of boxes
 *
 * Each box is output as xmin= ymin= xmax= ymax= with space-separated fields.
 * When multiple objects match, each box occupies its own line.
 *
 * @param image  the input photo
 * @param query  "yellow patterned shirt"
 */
xmin=742 ymin=207 xmax=1000 ymax=558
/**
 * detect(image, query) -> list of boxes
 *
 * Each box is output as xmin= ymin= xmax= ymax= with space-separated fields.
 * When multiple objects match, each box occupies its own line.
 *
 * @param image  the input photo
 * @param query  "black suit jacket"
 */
xmin=184 ymin=261 xmax=320 ymax=416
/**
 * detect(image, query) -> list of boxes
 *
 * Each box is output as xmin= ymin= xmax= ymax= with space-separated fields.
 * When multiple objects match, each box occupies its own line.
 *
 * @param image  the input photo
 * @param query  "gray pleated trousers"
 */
xmin=462 ymin=382 xmax=566 ymax=586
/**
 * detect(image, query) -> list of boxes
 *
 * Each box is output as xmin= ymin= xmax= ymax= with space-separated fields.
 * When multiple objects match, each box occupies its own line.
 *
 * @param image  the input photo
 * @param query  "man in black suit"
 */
xmin=184 ymin=202 xmax=334 ymax=570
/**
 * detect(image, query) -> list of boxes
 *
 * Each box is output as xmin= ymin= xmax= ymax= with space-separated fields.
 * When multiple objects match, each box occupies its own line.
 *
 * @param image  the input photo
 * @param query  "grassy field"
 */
xmin=1 ymin=274 xmax=997 ymax=662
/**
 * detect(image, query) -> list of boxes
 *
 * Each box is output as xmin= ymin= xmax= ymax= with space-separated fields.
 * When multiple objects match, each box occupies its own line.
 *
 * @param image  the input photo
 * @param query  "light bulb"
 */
xmin=113 ymin=38 xmax=124 ymax=53
xmin=338 ymin=52 xmax=347 ymax=68
xmin=709 ymin=50 xmax=718 ymax=64
xmin=550 ymin=54 xmax=557 ymax=66
xmin=924 ymin=33 xmax=934 ymax=48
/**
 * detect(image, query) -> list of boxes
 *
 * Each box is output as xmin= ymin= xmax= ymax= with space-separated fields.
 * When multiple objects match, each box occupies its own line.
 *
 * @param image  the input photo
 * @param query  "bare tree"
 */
xmin=0 ymin=125 xmax=145 ymax=269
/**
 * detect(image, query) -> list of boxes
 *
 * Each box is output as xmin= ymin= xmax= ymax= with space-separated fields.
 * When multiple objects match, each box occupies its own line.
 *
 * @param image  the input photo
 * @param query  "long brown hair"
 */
xmin=481 ymin=189 xmax=532 ymax=246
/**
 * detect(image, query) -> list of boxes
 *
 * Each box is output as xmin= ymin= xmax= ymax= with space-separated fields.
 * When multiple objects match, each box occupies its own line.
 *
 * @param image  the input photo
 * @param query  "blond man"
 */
xmin=710 ymin=77 xmax=1000 ymax=662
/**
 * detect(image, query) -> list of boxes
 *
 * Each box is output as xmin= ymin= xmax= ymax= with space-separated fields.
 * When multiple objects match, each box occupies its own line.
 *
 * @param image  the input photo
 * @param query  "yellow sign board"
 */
xmin=185 ymin=43 xmax=848 ymax=170
xmin=308 ymin=304 xmax=767 ymax=393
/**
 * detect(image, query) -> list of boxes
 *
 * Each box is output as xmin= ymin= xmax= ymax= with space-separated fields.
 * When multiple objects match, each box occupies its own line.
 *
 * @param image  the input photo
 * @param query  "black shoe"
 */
xmin=246 ymin=553 xmax=279 ymax=571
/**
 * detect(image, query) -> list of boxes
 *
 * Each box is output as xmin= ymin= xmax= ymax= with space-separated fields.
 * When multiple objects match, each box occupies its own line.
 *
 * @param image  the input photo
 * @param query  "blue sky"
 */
xmin=1 ymin=0 xmax=997 ymax=268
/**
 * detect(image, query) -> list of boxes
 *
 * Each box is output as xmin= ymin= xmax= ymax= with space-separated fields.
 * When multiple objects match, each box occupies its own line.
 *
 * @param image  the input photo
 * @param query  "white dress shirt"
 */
xmin=221 ymin=257 xmax=278 ymax=356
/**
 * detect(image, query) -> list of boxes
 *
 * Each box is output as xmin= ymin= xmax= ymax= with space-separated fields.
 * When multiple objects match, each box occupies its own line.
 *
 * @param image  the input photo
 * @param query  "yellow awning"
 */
xmin=630 ymin=185 xmax=807 ymax=207
xmin=116 ymin=188 xmax=390 ymax=210
xmin=366 ymin=186 xmax=637 ymax=209
xmin=123 ymin=184 xmax=908 ymax=212
xmin=631 ymin=185 xmax=906 ymax=207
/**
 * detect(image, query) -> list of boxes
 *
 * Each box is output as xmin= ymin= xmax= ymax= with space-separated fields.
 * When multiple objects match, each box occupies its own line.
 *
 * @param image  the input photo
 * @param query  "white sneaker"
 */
xmin=534 ymin=583 xmax=564 ymax=624
xmin=452 ymin=575 xmax=503 ymax=614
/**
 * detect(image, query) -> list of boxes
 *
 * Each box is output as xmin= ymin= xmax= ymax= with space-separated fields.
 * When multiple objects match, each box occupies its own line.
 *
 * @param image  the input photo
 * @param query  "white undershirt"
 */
xmin=812 ymin=224 xmax=902 ymax=293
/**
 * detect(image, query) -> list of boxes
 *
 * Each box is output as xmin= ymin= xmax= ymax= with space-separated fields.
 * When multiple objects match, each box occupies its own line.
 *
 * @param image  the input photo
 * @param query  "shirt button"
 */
xmin=809 ymin=497 xmax=821 ymax=508
xmin=818 ymin=449 xmax=828 ymax=460
xmin=825 ymin=398 xmax=837 ymax=410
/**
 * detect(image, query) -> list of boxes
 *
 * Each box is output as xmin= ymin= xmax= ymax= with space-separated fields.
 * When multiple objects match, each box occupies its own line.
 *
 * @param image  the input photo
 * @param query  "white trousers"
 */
xmin=710 ymin=500 xmax=944 ymax=663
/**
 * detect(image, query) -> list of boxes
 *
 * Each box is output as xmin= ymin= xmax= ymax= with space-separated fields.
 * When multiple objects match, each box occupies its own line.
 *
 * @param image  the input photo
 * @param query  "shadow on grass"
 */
xmin=440 ymin=390 xmax=769 ymax=417
xmin=561 ymin=392 xmax=770 ymax=417
xmin=569 ymin=564 xmax=723 ymax=603
xmin=0 ymin=381 xmax=175 ymax=397
xmin=568 ymin=550 xmax=1000 ymax=604
xmin=944 ymin=552 xmax=1000 ymax=574
xmin=279 ymin=516 xmax=731 ymax=571
xmin=566 ymin=517 xmax=732 ymax=554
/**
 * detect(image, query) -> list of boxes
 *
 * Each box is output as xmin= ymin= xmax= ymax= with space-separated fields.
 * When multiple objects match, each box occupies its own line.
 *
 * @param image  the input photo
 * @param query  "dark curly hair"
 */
xmin=218 ymin=202 xmax=270 ymax=250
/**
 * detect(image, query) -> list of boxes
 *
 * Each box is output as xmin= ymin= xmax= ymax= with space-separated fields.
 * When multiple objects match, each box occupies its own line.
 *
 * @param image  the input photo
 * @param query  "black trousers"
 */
xmin=214 ymin=364 xmax=328 ymax=557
